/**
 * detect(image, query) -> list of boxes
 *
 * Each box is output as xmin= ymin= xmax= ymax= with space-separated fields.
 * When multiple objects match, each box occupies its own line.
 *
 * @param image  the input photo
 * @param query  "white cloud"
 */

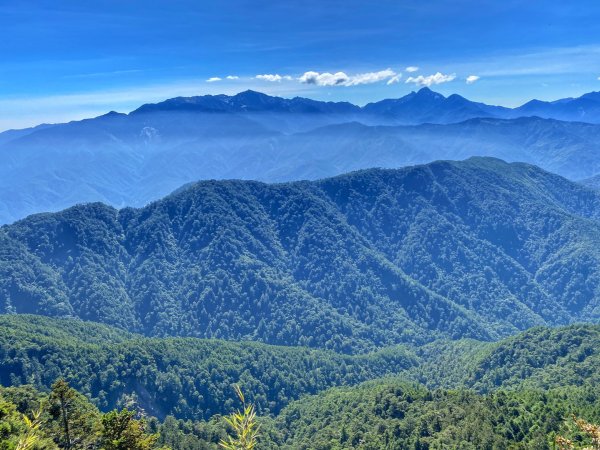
xmin=387 ymin=74 xmax=402 ymax=85
xmin=256 ymin=74 xmax=292 ymax=82
xmin=226 ymin=75 xmax=239 ymax=80
xmin=466 ymin=75 xmax=480 ymax=84
xmin=405 ymin=66 xmax=419 ymax=73
xmin=405 ymin=72 xmax=456 ymax=87
xmin=597 ymin=76 xmax=600 ymax=80
xmin=298 ymin=69 xmax=397 ymax=87
xmin=206 ymin=77 xmax=222 ymax=83
xmin=346 ymin=68 xmax=396 ymax=86
xmin=298 ymin=71 xmax=349 ymax=86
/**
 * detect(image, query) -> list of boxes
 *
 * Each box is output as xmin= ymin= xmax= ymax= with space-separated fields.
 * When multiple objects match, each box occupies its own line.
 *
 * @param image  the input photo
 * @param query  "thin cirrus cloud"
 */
xmin=387 ymin=74 xmax=402 ymax=85
xmin=405 ymin=66 xmax=419 ymax=73
xmin=298 ymin=68 xmax=397 ymax=86
xmin=255 ymin=74 xmax=293 ymax=82
xmin=207 ymin=76 xmax=240 ymax=82
xmin=405 ymin=72 xmax=456 ymax=87
xmin=466 ymin=75 xmax=480 ymax=84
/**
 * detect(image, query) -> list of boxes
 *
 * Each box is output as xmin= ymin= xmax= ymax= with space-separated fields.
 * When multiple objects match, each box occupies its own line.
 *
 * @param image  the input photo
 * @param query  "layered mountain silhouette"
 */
xmin=130 ymin=88 xmax=600 ymax=124
xmin=2 ymin=158 xmax=599 ymax=353
xmin=2 ymin=88 xmax=600 ymax=223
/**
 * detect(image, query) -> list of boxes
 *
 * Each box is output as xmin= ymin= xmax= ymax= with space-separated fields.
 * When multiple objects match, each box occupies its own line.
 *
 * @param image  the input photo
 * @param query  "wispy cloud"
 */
xmin=387 ymin=74 xmax=402 ymax=85
xmin=255 ymin=74 xmax=293 ymax=82
xmin=458 ymin=45 xmax=600 ymax=78
xmin=226 ymin=75 xmax=239 ymax=80
xmin=466 ymin=75 xmax=480 ymax=84
xmin=63 ymin=69 xmax=144 ymax=79
xmin=206 ymin=77 xmax=222 ymax=82
xmin=405 ymin=72 xmax=456 ymax=87
xmin=346 ymin=68 xmax=396 ymax=86
xmin=298 ymin=68 xmax=397 ymax=86
xmin=405 ymin=66 xmax=419 ymax=73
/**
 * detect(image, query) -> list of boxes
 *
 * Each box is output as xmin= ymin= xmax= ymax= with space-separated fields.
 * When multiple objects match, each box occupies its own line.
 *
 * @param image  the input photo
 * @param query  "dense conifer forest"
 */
xmin=2 ymin=158 xmax=600 ymax=352
xmin=1 ymin=315 xmax=600 ymax=448
xmin=2 ymin=159 xmax=600 ymax=448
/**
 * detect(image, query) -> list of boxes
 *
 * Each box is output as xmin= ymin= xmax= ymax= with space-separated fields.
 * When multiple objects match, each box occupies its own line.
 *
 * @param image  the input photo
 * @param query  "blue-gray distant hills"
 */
xmin=2 ymin=88 xmax=600 ymax=223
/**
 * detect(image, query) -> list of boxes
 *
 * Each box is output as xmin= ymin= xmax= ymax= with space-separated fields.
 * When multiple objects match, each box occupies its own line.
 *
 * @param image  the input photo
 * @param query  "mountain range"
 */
xmin=2 ymin=157 xmax=599 ymax=354
xmin=2 ymin=89 xmax=600 ymax=224
xmin=117 ymin=87 xmax=600 ymax=125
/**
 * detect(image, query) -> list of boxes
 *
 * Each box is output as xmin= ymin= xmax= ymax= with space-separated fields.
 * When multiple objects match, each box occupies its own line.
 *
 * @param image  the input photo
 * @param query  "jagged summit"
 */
xmin=95 ymin=87 xmax=600 ymax=125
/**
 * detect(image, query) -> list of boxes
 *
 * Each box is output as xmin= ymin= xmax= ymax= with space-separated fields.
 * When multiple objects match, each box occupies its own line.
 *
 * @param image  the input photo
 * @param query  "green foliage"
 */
xmin=0 ymin=315 xmax=415 ymax=420
xmin=0 ymin=394 xmax=26 ymax=450
xmin=0 ymin=383 xmax=166 ymax=450
xmin=47 ymin=379 xmax=101 ymax=449
xmin=219 ymin=386 xmax=259 ymax=450
xmin=101 ymin=409 xmax=159 ymax=450
xmin=3 ymin=159 xmax=600 ymax=352
xmin=0 ymin=324 xmax=598 ymax=449
xmin=2 ymin=315 xmax=600 ymax=425
xmin=269 ymin=380 xmax=600 ymax=450
xmin=402 ymin=324 xmax=600 ymax=394
xmin=15 ymin=409 xmax=43 ymax=450
xmin=462 ymin=325 xmax=600 ymax=392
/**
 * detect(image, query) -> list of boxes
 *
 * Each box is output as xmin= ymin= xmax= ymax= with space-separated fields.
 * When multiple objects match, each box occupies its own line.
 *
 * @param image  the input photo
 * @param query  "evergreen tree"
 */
xmin=47 ymin=380 xmax=100 ymax=449
xmin=101 ymin=409 xmax=161 ymax=450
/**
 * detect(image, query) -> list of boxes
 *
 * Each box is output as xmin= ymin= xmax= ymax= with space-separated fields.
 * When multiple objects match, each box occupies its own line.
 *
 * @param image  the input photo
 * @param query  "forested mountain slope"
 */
xmin=269 ymin=380 xmax=600 ymax=450
xmin=407 ymin=324 xmax=600 ymax=392
xmin=0 ymin=315 xmax=415 ymax=420
xmin=1 ymin=158 xmax=600 ymax=352
xmin=1 ymin=315 xmax=599 ymax=430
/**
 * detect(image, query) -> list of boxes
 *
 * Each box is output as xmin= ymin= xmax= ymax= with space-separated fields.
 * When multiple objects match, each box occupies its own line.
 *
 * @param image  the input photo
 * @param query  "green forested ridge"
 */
xmin=0 ymin=315 xmax=416 ymax=420
xmin=1 ymin=158 xmax=600 ymax=353
xmin=463 ymin=325 xmax=600 ymax=392
xmin=267 ymin=380 xmax=600 ymax=450
xmin=405 ymin=324 xmax=600 ymax=393
xmin=3 ymin=377 xmax=599 ymax=450
xmin=1 ymin=315 xmax=599 ymax=426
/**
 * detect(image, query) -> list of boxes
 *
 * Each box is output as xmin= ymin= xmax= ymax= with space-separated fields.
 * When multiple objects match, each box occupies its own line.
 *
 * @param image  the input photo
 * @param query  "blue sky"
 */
xmin=1 ymin=0 xmax=600 ymax=130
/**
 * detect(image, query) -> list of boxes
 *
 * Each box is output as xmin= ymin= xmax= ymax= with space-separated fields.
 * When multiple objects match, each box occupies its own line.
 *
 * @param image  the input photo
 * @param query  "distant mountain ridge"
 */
xmin=125 ymin=87 xmax=600 ymax=125
xmin=2 ymin=158 xmax=600 ymax=353
xmin=132 ymin=89 xmax=361 ymax=115
xmin=2 ymin=88 xmax=600 ymax=223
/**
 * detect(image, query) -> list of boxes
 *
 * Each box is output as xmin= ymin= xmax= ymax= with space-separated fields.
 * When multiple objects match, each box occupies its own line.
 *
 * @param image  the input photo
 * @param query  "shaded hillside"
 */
xmin=262 ymin=117 xmax=600 ymax=181
xmin=1 ymin=158 xmax=600 ymax=351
